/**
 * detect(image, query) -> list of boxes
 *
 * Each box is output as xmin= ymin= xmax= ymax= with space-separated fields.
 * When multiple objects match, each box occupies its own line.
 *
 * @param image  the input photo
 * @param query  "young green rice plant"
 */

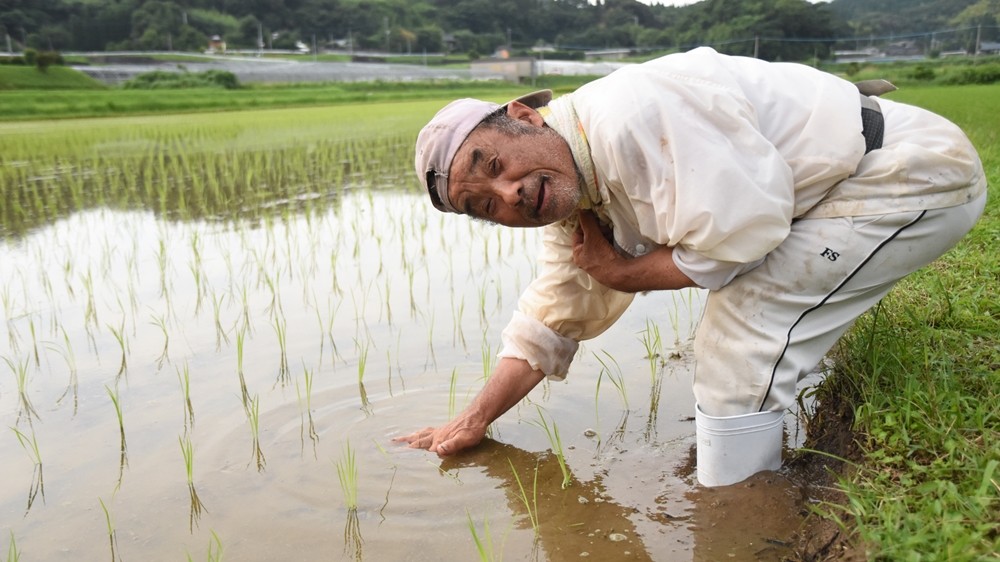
xmin=530 ymin=406 xmax=571 ymax=490
xmin=4 ymin=356 xmax=39 ymax=423
xmin=638 ymin=319 xmax=663 ymax=382
xmin=480 ymin=338 xmax=498 ymax=383
xmin=179 ymin=433 xmax=206 ymax=531
xmin=5 ymin=530 xmax=20 ymax=562
xmin=107 ymin=318 xmax=128 ymax=380
xmin=10 ymin=426 xmax=43 ymax=514
xmin=82 ymin=268 xmax=98 ymax=333
xmin=355 ymin=338 xmax=372 ymax=414
xmin=98 ymin=498 xmax=121 ymax=562
xmin=245 ymin=393 xmax=266 ymax=472
xmin=51 ymin=326 xmax=79 ymax=413
xmin=188 ymin=530 xmax=224 ymax=562
xmin=28 ymin=317 xmax=39 ymax=368
xmin=105 ymin=384 xmax=128 ymax=487
xmin=335 ymin=439 xmax=359 ymax=510
xmin=150 ymin=312 xmax=170 ymax=369
xmin=638 ymin=319 xmax=665 ymax=441
xmin=466 ymin=512 xmax=501 ymax=562
xmin=507 ymin=457 xmax=539 ymax=537
xmin=336 ymin=440 xmax=363 ymax=559
xmin=177 ymin=363 xmax=195 ymax=431
xmin=296 ymin=364 xmax=319 ymax=453
xmin=210 ymin=289 xmax=230 ymax=349
xmin=235 ymin=326 xmax=249 ymax=407
xmin=448 ymin=367 xmax=459 ymax=419
xmin=272 ymin=314 xmax=289 ymax=385
xmin=188 ymin=231 xmax=205 ymax=313
xmin=593 ymin=350 xmax=629 ymax=410
xmin=592 ymin=349 xmax=631 ymax=449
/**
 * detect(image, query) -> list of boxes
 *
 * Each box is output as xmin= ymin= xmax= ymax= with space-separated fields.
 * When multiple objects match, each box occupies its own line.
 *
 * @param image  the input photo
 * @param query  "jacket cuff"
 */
xmin=498 ymin=311 xmax=579 ymax=380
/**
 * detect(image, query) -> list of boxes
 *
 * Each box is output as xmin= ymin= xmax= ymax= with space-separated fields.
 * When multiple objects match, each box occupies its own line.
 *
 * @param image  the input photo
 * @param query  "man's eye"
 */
xmin=488 ymin=159 xmax=499 ymax=175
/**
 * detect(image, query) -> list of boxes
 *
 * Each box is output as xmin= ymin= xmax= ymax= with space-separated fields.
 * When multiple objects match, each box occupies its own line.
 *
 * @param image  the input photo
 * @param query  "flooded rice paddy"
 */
xmin=1 ymin=102 xmax=819 ymax=560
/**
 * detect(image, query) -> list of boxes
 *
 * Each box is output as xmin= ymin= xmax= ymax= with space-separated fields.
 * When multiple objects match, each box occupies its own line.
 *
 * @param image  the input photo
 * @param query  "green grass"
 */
xmin=818 ymin=84 xmax=1000 ymax=560
xmin=0 ymin=66 xmax=106 ymax=91
xmin=0 ymin=79 xmax=558 ymax=122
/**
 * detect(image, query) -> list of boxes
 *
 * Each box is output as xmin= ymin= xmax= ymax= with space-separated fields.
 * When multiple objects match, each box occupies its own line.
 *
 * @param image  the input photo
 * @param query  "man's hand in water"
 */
xmin=393 ymin=357 xmax=546 ymax=457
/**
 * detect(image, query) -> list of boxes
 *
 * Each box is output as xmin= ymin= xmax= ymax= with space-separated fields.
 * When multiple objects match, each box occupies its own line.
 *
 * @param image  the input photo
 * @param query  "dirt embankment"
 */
xmin=787 ymin=390 xmax=869 ymax=562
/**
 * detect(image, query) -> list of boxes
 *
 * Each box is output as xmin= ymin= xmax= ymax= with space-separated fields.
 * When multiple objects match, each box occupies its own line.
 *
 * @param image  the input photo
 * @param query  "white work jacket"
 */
xmin=499 ymin=47 xmax=987 ymax=380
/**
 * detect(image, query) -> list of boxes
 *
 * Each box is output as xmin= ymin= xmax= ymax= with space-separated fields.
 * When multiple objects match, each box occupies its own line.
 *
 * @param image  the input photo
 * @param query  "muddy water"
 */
xmin=1 ymin=188 xmax=815 ymax=558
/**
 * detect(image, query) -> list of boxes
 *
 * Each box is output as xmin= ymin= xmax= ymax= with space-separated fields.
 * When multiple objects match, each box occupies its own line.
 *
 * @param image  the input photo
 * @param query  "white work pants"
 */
xmin=693 ymin=191 xmax=987 ymax=418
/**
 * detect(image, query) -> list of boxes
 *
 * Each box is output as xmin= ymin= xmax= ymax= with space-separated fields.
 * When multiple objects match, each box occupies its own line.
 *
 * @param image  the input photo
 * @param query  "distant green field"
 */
xmin=0 ymin=66 xmax=106 ymax=90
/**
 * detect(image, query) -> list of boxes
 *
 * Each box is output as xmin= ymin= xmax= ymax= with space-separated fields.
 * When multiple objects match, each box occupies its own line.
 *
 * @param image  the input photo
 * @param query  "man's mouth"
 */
xmin=535 ymin=177 xmax=547 ymax=214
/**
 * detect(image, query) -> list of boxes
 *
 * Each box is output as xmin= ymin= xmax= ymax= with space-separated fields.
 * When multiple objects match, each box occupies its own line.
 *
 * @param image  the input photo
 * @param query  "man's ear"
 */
xmin=506 ymin=101 xmax=545 ymax=127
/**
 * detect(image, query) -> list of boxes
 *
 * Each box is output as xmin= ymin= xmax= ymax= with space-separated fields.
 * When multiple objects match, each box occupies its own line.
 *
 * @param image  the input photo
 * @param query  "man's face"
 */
xmin=446 ymin=103 xmax=582 ymax=227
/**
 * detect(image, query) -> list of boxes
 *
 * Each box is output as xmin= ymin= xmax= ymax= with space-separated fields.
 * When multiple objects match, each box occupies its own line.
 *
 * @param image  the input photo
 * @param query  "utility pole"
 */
xmin=753 ymin=34 xmax=759 ymax=59
xmin=257 ymin=22 xmax=263 ymax=57
xmin=975 ymin=24 xmax=982 ymax=57
xmin=384 ymin=17 xmax=390 ymax=54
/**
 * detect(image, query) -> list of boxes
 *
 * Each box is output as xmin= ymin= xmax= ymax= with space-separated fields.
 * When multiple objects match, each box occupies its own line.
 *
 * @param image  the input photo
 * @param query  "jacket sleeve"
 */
xmin=498 ymin=216 xmax=635 ymax=380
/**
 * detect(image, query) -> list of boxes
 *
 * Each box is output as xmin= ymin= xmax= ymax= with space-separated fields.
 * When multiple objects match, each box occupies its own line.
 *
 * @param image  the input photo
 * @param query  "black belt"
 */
xmin=860 ymin=93 xmax=884 ymax=154
xmin=854 ymin=80 xmax=895 ymax=154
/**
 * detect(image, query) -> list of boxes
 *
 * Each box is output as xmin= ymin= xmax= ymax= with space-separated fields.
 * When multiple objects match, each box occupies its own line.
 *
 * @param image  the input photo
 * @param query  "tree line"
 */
xmin=1 ymin=0 xmax=997 ymax=62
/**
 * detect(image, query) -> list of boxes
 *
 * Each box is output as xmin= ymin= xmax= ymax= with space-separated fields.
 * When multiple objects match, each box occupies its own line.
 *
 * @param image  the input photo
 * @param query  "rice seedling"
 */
xmin=448 ymin=367 xmax=459 ymax=419
xmin=105 ymin=384 xmax=128 ymax=487
xmin=638 ymin=319 xmax=665 ymax=440
xmin=107 ymin=318 xmax=128 ymax=380
xmin=28 ymin=317 xmax=39 ymax=367
xmin=98 ymin=498 xmax=122 ymax=562
xmin=480 ymin=338 xmax=498 ymax=383
xmin=82 ymin=268 xmax=98 ymax=334
xmin=335 ymin=439 xmax=364 ymax=559
xmin=245 ymin=393 xmax=266 ymax=471
xmin=355 ymin=339 xmax=372 ymax=414
xmin=235 ymin=326 xmax=250 ymax=407
xmin=466 ymin=512 xmax=502 ymax=562
xmin=296 ymin=364 xmax=318 ymax=453
xmin=210 ymin=289 xmax=230 ymax=349
xmin=177 ymin=363 xmax=195 ymax=431
xmin=592 ymin=349 xmax=631 ymax=449
xmin=150 ymin=312 xmax=170 ymax=369
xmin=3 ymin=356 xmax=39 ymax=423
xmin=507 ymin=458 xmax=539 ymax=537
xmin=10 ymin=426 xmax=44 ymax=514
xmin=335 ymin=440 xmax=358 ymax=510
xmin=5 ymin=531 xmax=19 ymax=562
xmin=593 ymin=350 xmax=629 ymax=410
xmin=529 ymin=406 xmax=571 ymax=489
xmin=272 ymin=314 xmax=289 ymax=385
xmin=187 ymin=530 xmax=224 ymax=562
xmin=637 ymin=319 xmax=663 ymax=381
xmin=179 ymin=433 xmax=207 ymax=531
xmin=48 ymin=333 xmax=79 ymax=414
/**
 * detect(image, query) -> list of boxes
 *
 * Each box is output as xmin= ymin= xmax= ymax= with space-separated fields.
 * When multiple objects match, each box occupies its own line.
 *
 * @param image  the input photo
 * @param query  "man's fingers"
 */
xmin=392 ymin=427 xmax=436 ymax=447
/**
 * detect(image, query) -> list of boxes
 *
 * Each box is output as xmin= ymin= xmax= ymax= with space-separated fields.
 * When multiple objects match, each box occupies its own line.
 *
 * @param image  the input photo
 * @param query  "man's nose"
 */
xmin=496 ymin=180 xmax=523 ymax=206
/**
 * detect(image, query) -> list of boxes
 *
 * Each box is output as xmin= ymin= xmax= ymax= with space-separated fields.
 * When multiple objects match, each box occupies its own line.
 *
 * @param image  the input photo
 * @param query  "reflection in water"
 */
xmin=441 ymin=439 xmax=654 ymax=561
xmin=343 ymin=508 xmax=364 ymax=561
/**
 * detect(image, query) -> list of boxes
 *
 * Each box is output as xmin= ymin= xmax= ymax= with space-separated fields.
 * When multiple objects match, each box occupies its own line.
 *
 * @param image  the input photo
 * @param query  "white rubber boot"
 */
xmin=695 ymin=404 xmax=784 ymax=487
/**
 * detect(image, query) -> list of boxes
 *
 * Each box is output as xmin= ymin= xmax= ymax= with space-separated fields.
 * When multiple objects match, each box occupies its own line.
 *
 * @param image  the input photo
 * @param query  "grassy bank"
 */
xmin=818 ymin=84 xmax=999 ymax=559
xmin=0 ymin=65 xmax=106 ymax=90
xmin=0 ymin=77 xmax=590 ymax=121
